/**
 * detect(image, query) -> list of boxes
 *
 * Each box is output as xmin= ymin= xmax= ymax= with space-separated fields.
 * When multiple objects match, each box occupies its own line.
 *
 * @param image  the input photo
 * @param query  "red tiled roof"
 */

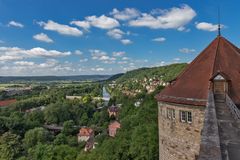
xmin=79 ymin=127 xmax=93 ymax=136
xmin=156 ymin=36 xmax=240 ymax=106
xmin=0 ymin=99 xmax=16 ymax=107
xmin=108 ymin=121 xmax=121 ymax=129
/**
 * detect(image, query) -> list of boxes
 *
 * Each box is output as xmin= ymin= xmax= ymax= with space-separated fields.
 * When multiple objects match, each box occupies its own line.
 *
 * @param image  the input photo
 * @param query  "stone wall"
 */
xmin=158 ymin=102 xmax=205 ymax=160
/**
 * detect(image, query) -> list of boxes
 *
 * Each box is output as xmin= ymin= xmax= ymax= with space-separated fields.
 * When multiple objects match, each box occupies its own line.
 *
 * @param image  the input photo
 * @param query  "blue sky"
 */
xmin=0 ymin=0 xmax=239 ymax=76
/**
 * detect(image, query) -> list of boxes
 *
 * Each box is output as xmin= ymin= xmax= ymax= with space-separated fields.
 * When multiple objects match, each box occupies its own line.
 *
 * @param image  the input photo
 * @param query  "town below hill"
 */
xmin=0 ymin=63 xmax=186 ymax=160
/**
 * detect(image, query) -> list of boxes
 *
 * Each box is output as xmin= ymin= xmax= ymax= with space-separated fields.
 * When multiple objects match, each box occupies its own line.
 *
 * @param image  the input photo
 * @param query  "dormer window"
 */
xmin=210 ymin=72 xmax=229 ymax=96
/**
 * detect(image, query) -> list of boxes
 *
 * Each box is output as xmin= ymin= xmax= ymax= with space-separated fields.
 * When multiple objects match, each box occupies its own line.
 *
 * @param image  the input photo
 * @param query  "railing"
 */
xmin=198 ymin=91 xmax=222 ymax=160
xmin=226 ymin=94 xmax=240 ymax=121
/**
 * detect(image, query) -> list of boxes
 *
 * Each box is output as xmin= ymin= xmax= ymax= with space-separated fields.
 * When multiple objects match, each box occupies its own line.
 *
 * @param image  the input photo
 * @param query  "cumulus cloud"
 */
xmin=8 ymin=21 xmax=24 ymax=28
xmin=0 ymin=46 xmax=71 ymax=61
xmin=85 ymin=15 xmax=120 ymax=29
xmin=80 ymin=58 xmax=88 ymax=62
xmin=90 ymin=49 xmax=116 ymax=64
xmin=152 ymin=37 xmax=166 ymax=42
xmin=74 ymin=50 xmax=83 ymax=55
xmin=195 ymin=22 xmax=224 ymax=32
xmin=121 ymin=39 xmax=133 ymax=45
xmin=107 ymin=29 xmax=125 ymax=39
xmin=27 ymin=47 xmax=71 ymax=57
xmin=70 ymin=20 xmax=90 ymax=30
xmin=91 ymin=67 xmax=105 ymax=71
xmin=179 ymin=48 xmax=196 ymax=53
xmin=0 ymin=55 xmax=23 ymax=61
xmin=14 ymin=61 xmax=35 ymax=66
xmin=129 ymin=4 xmax=196 ymax=30
xmin=71 ymin=15 xmax=119 ymax=30
xmin=110 ymin=8 xmax=140 ymax=20
xmin=33 ymin=33 xmax=54 ymax=43
xmin=112 ymin=51 xmax=126 ymax=57
xmin=38 ymin=20 xmax=83 ymax=36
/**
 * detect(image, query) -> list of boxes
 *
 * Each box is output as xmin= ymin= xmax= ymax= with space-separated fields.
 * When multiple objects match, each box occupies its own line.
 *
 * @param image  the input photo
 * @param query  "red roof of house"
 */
xmin=108 ymin=121 xmax=121 ymax=129
xmin=156 ymin=36 xmax=240 ymax=106
xmin=0 ymin=99 xmax=16 ymax=107
xmin=79 ymin=127 xmax=94 ymax=136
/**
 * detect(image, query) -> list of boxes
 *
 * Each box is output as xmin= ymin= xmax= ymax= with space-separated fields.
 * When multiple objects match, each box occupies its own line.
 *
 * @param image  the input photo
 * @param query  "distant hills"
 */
xmin=114 ymin=63 xmax=187 ymax=83
xmin=0 ymin=75 xmax=112 ymax=83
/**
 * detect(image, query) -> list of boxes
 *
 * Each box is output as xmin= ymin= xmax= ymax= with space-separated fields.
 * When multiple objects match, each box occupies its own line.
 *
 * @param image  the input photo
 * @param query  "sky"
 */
xmin=0 ymin=0 xmax=240 ymax=76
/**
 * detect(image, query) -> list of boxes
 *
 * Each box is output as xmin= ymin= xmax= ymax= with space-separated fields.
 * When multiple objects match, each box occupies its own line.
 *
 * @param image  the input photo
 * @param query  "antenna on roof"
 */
xmin=218 ymin=6 xmax=221 ymax=36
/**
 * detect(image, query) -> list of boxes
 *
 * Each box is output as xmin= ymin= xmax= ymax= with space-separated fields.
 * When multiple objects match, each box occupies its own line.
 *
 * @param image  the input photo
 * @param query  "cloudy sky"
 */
xmin=0 ymin=0 xmax=239 ymax=76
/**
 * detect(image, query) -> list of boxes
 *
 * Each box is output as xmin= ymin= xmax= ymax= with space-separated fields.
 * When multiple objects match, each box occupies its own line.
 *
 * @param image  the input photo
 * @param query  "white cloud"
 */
xmin=14 ymin=61 xmax=35 ymax=66
xmin=90 ymin=49 xmax=107 ymax=59
xmin=122 ymin=57 xmax=130 ymax=60
xmin=8 ymin=21 xmax=24 ymax=28
xmin=195 ymin=22 xmax=223 ymax=32
xmin=38 ymin=20 xmax=83 ymax=36
xmin=107 ymin=29 xmax=125 ymax=39
xmin=129 ymin=4 xmax=196 ymax=30
xmin=174 ymin=58 xmax=181 ymax=61
xmin=80 ymin=58 xmax=88 ymax=62
xmin=0 ymin=55 xmax=23 ymax=61
xmin=85 ymin=15 xmax=120 ymax=29
xmin=179 ymin=48 xmax=196 ymax=53
xmin=0 ymin=46 xmax=71 ymax=60
xmin=70 ymin=20 xmax=90 ymax=30
xmin=27 ymin=47 xmax=71 ymax=57
xmin=33 ymin=33 xmax=54 ymax=43
xmin=152 ymin=37 xmax=166 ymax=42
xmin=90 ymin=49 xmax=116 ymax=64
xmin=91 ymin=67 xmax=105 ymax=71
xmin=112 ymin=51 xmax=126 ymax=57
xmin=110 ymin=8 xmax=140 ymax=20
xmin=121 ymin=39 xmax=133 ymax=45
xmin=74 ymin=50 xmax=83 ymax=55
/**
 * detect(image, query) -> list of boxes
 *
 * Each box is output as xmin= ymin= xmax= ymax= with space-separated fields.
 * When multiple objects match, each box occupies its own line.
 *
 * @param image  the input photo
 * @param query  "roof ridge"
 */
xmin=212 ymin=36 xmax=221 ymax=78
xmin=173 ymin=37 xmax=219 ymax=82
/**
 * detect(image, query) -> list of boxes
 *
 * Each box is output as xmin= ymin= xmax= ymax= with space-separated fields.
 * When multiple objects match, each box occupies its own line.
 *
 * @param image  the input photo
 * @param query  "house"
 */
xmin=108 ymin=121 xmax=121 ymax=137
xmin=156 ymin=34 xmax=240 ymax=159
xmin=108 ymin=105 xmax=120 ymax=118
xmin=77 ymin=127 xmax=94 ymax=142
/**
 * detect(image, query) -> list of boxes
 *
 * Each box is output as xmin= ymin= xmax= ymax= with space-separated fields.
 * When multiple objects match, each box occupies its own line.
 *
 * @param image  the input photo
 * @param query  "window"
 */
xmin=187 ymin=112 xmax=192 ymax=123
xmin=180 ymin=111 xmax=192 ymax=123
xmin=180 ymin=111 xmax=186 ymax=122
xmin=167 ymin=108 xmax=175 ymax=120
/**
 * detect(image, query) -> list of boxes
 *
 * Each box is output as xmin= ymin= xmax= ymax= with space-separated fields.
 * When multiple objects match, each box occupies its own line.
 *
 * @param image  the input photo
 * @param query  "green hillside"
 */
xmin=116 ymin=63 xmax=187 ymax=83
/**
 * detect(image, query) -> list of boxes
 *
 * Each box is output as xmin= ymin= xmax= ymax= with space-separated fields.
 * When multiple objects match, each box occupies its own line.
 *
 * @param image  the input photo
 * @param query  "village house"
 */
xmin=108 ymin=121 xmax=121 ymax=137
xmin=108 ymin=105 xmax=120 ymax=118
xmin=77 ymin=127 xmax=94 ymax=142
xmin=156 ymin=33 xmax=240 ymax=160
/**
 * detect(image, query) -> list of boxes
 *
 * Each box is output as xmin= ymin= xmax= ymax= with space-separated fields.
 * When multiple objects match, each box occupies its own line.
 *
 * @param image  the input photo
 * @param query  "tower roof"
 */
xmin=156 ymin=36 xmax=240 ymax=106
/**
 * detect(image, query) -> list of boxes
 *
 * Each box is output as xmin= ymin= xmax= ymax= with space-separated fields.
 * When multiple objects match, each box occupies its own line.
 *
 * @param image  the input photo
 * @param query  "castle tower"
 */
xmin=156 ymin=35 xmax=240 ymax=160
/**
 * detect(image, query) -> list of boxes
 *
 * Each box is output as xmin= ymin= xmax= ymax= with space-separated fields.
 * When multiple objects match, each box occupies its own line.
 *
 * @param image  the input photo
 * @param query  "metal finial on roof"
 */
xmin=218 ymin=7 xmax=221 ymax=36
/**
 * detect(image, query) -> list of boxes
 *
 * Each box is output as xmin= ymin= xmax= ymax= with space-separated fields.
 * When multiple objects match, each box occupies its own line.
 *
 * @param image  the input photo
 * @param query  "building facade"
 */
xmin=156 ymin=35 xmax=240 ymax=160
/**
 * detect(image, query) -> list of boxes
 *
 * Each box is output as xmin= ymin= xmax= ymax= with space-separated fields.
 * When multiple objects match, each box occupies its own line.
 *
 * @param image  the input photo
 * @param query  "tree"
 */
xmin=27 ymin=143 xmax=53 ymax=160
xmin=80 ymin=113 xmax=88 ymax=126
xmin=53 ymin=133 xmax=67 ymax=145
xmin=0 ymin=132 xmax=22 ymax=160
xmin=23 ymin=127 xmax=49 ymax=149
xmin=62 ymin=120 xmax=75 ymax=135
